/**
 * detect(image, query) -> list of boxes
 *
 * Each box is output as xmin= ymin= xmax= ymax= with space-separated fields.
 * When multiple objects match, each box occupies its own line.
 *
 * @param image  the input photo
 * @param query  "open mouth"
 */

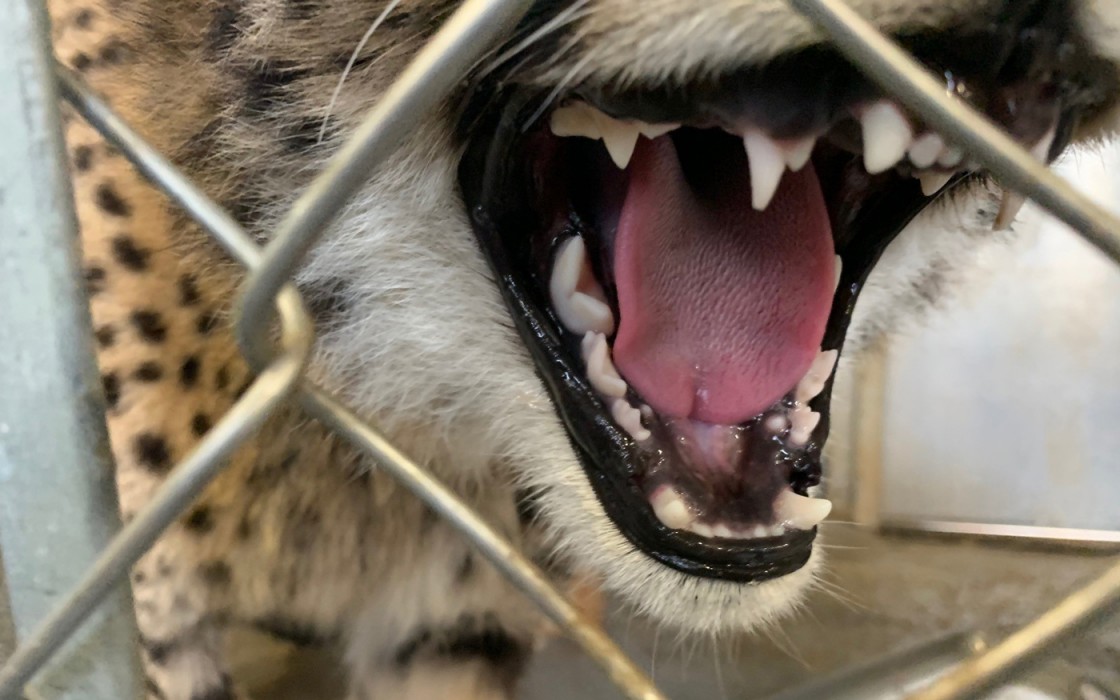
xmin=459 ymin=2 xmax=1113 ymax=582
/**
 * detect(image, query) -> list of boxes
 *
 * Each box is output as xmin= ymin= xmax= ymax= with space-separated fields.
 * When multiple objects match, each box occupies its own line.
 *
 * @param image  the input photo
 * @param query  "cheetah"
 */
xmin=46 ymin=0 xmax=1120 ymax=697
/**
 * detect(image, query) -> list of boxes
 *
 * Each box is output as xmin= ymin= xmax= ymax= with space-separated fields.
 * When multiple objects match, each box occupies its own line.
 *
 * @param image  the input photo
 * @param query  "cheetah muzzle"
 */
xmin=459 ymin=0 xmax=1117 ymax=581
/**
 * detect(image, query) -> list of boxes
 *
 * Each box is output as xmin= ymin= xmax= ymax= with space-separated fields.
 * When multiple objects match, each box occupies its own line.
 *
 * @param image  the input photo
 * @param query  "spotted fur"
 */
xmin=46 ymin=1 xmax=1120 ymax=698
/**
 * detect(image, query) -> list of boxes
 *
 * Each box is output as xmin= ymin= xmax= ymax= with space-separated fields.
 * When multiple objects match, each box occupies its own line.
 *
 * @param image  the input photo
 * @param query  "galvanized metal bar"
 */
xmin=236 ymin=0 xmax=533 ymax=366
xmin=905 ymin=559 xmax=1120 ymax=700
xmin=0 ymin=0 xmax=142 ymax=698
xmin=54 ymin=45 xmax=663 ymax=700
xmin=788 ymin=0 xmax=1120 ymax=266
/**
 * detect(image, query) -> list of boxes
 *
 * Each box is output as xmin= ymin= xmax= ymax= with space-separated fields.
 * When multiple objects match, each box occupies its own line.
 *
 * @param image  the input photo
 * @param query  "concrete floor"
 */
xmin=223 ymin=524 xmax=1120 ymax=699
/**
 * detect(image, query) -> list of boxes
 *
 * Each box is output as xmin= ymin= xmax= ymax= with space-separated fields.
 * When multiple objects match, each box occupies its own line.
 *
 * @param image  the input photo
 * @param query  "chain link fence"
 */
xmin=1 ymin=0 xmax=1119 ymax=698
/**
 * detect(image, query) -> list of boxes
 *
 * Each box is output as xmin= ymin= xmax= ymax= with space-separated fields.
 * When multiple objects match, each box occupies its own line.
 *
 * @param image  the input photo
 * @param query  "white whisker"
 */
xmin=476 ymin=0 xmax=592 ymax=80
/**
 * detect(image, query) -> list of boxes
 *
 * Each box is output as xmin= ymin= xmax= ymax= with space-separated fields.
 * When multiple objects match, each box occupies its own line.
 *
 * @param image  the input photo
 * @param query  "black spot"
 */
xmin=196 ymin=310 xmax=220 ymax=335
xmin=214 ymin=365 xmax=230 ymax=391
xmin=94 ymin=324 xmax=116 ymax=347
xmin=98 ymin=40 xmax=128 ymax=65
xmin=394 ymin=616 xmax=528 ymax=686
xmin=179 ymin=355 xmax=201 ymax=387
xmin=83 ymin=265 xmax=106 ymax=295
xmin=72 ymin=144 xmax=94 ymax=172
xmin=131 ymin=570 xmax=146 ymax=584
xmin=178 ymin=275 xmax=202 ymax=306
xmin=183 ymin=506 xmax=214 ymax=533
xmin=285 ymin=0 xmax=319 ymax=20
xmin=252 ymin=615 xmax=331 ymax=646
xmin=456 ymin=554 xmax=475 ymax=583
xmin=73 ymin=8 xmax=94 ymax=29
xmin=241 ymin=59 xmax=310 ymax=115
xmin=205 ymin=3 xmax=242 ymax=54
xmin=236 ymin=516 xmax=253 ymax=540
xmin=281 ymin=118 xmax=331 ymax=153
xmin=111 ymin=235 xmax=149 ymax=271
xmin=144 ymin=675 xmax=168 ymax=700
xmin=198 ymin=560 xmax=232 ymax=587
xmin=71 ymin=51 xmax=93 ymax=72
xmin=132 ymin=361 xmax=163 ymax=382
xmin=133 ymin=433 xmax=172 ymax=473
xmin=233 ymin=377 xmax=253 ymax=400
xmin=96 ymin=182 xmax=131 ymax=217
xmin=303 ymin=277 xmax=350 ymax=322
xmin=101 ymin=372 xmax=120 ymax=409
xmin=131 ymin=310 xmax=168 ymax=343
xmin=139 ymin=635 xmax=179 ymax=665
xmin=190 ymin=413 xmax=212 ymax=437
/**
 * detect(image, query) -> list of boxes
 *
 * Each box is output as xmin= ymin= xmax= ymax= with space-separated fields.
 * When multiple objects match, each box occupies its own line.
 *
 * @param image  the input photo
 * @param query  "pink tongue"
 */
xmin=612 ymin=137 xmax=834 ymax=425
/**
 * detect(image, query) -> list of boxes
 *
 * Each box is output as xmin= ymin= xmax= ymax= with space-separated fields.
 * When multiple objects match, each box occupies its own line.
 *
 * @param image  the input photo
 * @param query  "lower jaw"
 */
xmin=460 ymin=91 xmax=955 ymax=583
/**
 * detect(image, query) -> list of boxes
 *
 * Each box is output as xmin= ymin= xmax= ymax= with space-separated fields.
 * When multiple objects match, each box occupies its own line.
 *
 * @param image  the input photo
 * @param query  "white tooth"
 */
xmin=638 ymin=122 xmax=680 ymax=140
xmin=908 ymin=133 xmax=944 ymax=169
xmin=712 ymin=523 xmax=736 ymax=539
xmin=795 ymin=349 xmax=839 ymax=403
xmin=774 ymin=490 xmax=833 ymax=530
xmin=690 ymin=522 xmax=715 ymax=538
xmin=549 ymin=235 xmax=585 ymax=300
xmin=834 ymin=254 xmax=843 ymax=292
xmin=782 ymin=135 xmax=817 ymax=171
xmin=596 ymin=113 xmax=642 ymax=169
xmin=918 ymin=171 xmax=954 ymax=196
xmin=611 ymin=398 xmax=650 ymax=441
xmin=568 ymin=293 xmax=615 ymax=335
xmin=1032 ymin=127 xmax=1057 ymax=162
xmin=937 ymin=146 xmax=963 ymax=168
xmin=993 ymin=190 xmax=1026 ymax=231
xmin=860 ymin=102 xmax=913 ymax=174
xmin=788 ymin=407 xmax=822 ymax=446
xmin=743 ymin=129 xmax=787 ymax=211
xmin=650 ymin=487 xmax=693 ymax=529
xmin=549 ymin=102 xmax=602 ymax=140
xmin=751 ymin=525 xmax=771 ymax=538
xmin=580 ymin=332 xmax=627 ymax=398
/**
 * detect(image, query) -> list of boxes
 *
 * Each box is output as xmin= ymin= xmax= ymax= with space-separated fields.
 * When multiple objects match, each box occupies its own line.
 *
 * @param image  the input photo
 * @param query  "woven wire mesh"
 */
xmin=2 ymin=0 xmax=1120 ymax=698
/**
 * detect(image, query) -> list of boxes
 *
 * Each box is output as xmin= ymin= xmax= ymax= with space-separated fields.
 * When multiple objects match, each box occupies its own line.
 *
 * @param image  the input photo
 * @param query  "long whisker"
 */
xmin=319 ymin=0 xmax=405 ymax=144
xmin=477 ymin=0 xmax=592 ymax=80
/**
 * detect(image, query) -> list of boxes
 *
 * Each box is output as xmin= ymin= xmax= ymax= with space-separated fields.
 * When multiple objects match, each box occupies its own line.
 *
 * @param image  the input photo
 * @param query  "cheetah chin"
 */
xmin=453 ymin=0 xmax=1120 ymax=632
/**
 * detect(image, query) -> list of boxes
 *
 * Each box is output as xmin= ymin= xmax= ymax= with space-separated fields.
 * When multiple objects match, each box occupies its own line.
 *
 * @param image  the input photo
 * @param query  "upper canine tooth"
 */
xmin=550 ymin=237 xmax=615 ymax=335
xmin=918 ymin=171 xmax=954 ymax=196
xmin=782 ymin=135 xmax=817 ymax=172
xmin=597 ymin=115 xmax=642 ymax=169
xmin=774 ymin=489 xmax=833 ymax=530
xmin=743 ymin=129 xmax=786 ymax=211
xmin=860 ymin=102 xmax=913 ymax=174
xmin=908 ymin=133 xmax=944 ymax=169
xmin=650 ymin=487 xmax=693 ymax=529
xmin=581 ymin=332 xmax=627 ymax=398
xmin=795 ymin=349 xmax=839 ymax=403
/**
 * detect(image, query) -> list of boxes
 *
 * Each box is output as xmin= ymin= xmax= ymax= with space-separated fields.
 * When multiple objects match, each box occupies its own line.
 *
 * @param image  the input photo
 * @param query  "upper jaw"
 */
xmin=457 ymin=4 xmax=1108 ymax=581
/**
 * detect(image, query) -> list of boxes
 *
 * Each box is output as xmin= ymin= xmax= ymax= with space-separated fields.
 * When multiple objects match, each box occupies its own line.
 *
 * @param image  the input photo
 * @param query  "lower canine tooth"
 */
xmin=919 ymin=172 xmax=954 ymax=196
xmin=581 ymin=332 xmax=627 ymax=398
xmin=550 ymin=237 xmax=615 ymax=335
xmin=993 ymin=190 xmax=1026 ymax=231
xmin=650 ymin=487 xmax=692 ymax=529
xmin=774 ymin=490 xmax=833 ymax=530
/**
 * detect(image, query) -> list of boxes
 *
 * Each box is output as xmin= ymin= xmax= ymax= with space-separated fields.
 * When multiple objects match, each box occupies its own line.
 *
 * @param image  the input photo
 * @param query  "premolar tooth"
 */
xmin=650 ymin=487 xmax=692 ymax=529
xmin=774 ymin=490 xmax=833 ymax=530
xmin=598 ymin=116 xmax=642 ymax=169
xmin=638 ymin=122 xmax=680 ymax=139
xmin=743 ymin=129 xmax=786 ymax=211
xmin=549 ymin=102 xmax=602 ymax=139
xmin=937 ymin=146 xmax=963 ymax=168
xmin=764 ymin=414 xmax=789 ymax=433
xmin=834 ymin=254 xmax=843 ymax=292
xmin=861 ymin=102 xmax=913 ymax=174
xmin=580 ymin=332 xmax=627 ymax=398
xmin=782 ymin=135 xmax=817 ymax=172
xmin=690 ymin=522 xmax=715 ymax=538
xmin=795 ymin=349 xmax=839 ymax=403
xmin=908 ymin=133 xmax=944 ymax=169
xmin=789 ymin=407 xmax=822 ymax=445
xmin=712 ymin=523 xmax=735 ymax=539
xmin=611 ymin=398 xmax=650 ymax=441
xmin=919 ymin=172 xmax=954 ymax=196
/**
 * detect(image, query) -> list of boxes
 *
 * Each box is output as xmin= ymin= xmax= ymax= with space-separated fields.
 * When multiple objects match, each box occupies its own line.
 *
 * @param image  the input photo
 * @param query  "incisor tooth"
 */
xmin=908 ymin=133 xmax=944 ymax=169
xmin=919 ymin=172 xmax=953 ymax=196
xmin=580 ymin=332 xmax=627 ymax=398
xmin=650 ymin=488 xmax=692 ymax=529
xmin=597 ymin=115 xmax=641 ymax=169
xmin=743 ymin=130 xmax=786 ymax=211
xmin=861 ymin=102 xmax=913 ymax=174
xmin=774 ymin=490 xmax=833 ymax=530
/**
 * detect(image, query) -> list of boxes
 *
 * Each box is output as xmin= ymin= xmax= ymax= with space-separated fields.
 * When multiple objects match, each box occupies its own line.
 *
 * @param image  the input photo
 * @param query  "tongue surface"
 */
xmin=612 ymin=136 xmax=834 ymax=425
